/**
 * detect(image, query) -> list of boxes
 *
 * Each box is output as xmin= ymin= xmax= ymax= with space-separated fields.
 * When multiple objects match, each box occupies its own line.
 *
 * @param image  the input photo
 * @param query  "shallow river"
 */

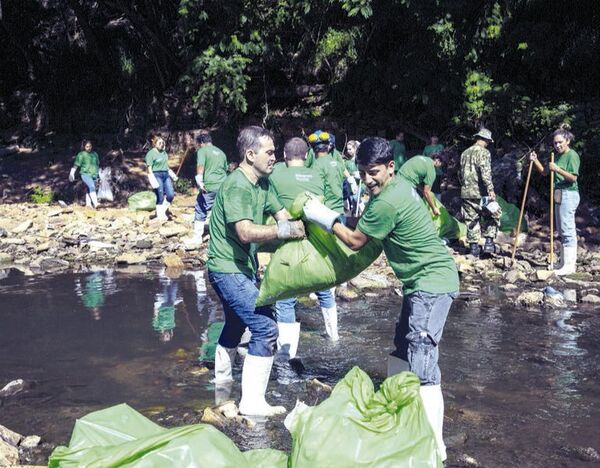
xmin=0 ymin=268 xmax=599 ymax=466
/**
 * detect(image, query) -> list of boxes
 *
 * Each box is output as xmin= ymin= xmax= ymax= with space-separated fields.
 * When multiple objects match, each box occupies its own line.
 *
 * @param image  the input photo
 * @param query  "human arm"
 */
xmin=548 ymin=162 xmax=578 ymax=183
xmin=234 ymin=217 xmax=304 ymax=243
xmin=529 ymin=151 xmax=548 ymax=176
xmin=332 ymin=222 xmax=370 ymax=250
xmin=69 ymin=166 xmax=77 ymax=182
xmin=480 ymin=152 xmax=496 ymax=200
xmin=422 ymin=185 xmax=440 ymax=216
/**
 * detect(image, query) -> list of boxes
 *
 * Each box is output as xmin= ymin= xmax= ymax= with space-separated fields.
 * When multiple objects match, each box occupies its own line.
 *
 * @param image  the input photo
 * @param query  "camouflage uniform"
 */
xmin=460 ymin=144 xmax=500 ymax=243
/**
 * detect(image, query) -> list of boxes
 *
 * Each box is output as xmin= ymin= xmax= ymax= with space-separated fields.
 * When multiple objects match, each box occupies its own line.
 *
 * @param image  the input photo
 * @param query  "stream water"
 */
xmin=1 ymin=267 xmax=599 ymax=466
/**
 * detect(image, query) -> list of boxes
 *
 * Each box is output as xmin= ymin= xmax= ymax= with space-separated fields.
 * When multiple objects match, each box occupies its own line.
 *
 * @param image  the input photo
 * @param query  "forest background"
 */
xmin=1 ymin=0 xmax=599 ymax=200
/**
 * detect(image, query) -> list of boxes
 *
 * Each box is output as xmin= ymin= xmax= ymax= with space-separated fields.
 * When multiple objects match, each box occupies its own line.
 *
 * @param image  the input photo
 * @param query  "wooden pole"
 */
xmin=549 ymin=152 xmax=555 ymax=269
xmin=175 ymin=149 xmax=190 ymax=176
xmin=511 ymin=158 xmax=534 ymax=260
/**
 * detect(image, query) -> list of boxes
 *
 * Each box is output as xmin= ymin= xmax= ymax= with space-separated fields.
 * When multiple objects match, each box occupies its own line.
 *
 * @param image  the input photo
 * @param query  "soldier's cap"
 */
xmin=473 ymin=128 xmax=493 ymax=142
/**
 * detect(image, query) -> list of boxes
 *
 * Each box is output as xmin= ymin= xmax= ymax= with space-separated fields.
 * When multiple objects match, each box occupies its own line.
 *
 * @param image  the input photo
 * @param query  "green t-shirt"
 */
xmin=144 ymin=148 xmax=170 ymax=172
xmin=305 ymin=147 xmax=345 ymax=169
xmin=554 ymin=149 xmax=580 ymax=191
xmin=269 ymin=164 xmax=327 ymax=212
xmin=196 ymin=144 xmax=228 ymax=192
xmin=389 ymin=140 xmax=406 ymax=173
xmin=423 ymin=144 xmax=444 ymax=157
xmin=398 ymin=155 xmax=436 ymax=188
xmin=357 ymin=177 xmax=459 ymax=295
xmin=312 ymin=154 xmax=345 ymax=213
xmin=345 ymin=158 xmax=358 ymax=176
xmin=82 ymin=274 xmax=104 ymax=309
xmin=207 ymin=168 xmax=284 ymax=277
xmin=74 ymin=151 xmax=99 ymax=176
xmin=153 ymin=306 xmax=176 ymax=332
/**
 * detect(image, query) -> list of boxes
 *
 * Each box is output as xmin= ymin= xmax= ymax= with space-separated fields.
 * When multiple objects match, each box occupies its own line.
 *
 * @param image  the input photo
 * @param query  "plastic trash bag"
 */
xmin=128 ymin=191 xmax=157 ymax=211
xmin=425 ymin=197 xmax=467 ymax=240
xmin=497 ymin=195 xmax=528 ymax=233
xmin=285 ymin=367 xmax=441 ymax=467
xmin=48 ymin=403 xmax=288 ymax=468
xmin=97 ymin=167 xmax=114 ymax=201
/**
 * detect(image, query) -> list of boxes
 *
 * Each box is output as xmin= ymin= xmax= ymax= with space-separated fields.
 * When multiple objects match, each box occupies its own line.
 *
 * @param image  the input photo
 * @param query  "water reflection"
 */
xmin=74 ymin=269 xmax=117 ymax=320
xmin=152 ymin=269 xmax=183 ymax=342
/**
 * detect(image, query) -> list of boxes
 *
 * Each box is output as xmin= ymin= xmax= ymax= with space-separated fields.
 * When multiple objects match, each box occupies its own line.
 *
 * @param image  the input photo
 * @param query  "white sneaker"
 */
xmin=239 ymin=354 xmax=286 ymax=416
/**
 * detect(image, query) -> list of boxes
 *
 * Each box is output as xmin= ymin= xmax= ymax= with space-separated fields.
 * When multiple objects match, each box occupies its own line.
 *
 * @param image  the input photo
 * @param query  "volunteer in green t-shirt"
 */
xmin=389 ymin=131 xmax=407 ymax=172
xmin=69 ymin=140 xmax=100 ymax=209
xmin=398 ymin=154 xmax=443 ymax=216
xmin=152 ymin=272 xmax=180 ymax=343
xmin=269 ymin=137 xmax=341 ymax=366
xmin=184 ymin=132 xmax=228 ymax=247
xmin=144 ymin=135 xmax=179 ymax=222
xmin=303 ymin=137 xmax=459 ymax=462
xmin=530 ymin=125 xmax=581 ymax=275
xmin=207 ymin=126 xmax=305 ymax=417
xmin=423 ymin=135 xmax=444 ymax=157
xmin=343 ymin=140 xmax=361 ymax=213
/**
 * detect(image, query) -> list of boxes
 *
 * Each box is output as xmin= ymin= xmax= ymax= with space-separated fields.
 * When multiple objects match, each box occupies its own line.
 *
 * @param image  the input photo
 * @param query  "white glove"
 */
xmin=195 ymin=174 xmax=206 ymax=192
xmin=69 ymin=167 xmax=76 ymax=182
xmin=148 ymin=172 xmax=160 ymax=189
xmin=276 ymin=220 xmax=305 ymax=240
xmin=347 ymin=176 xmax=358 ymax=194
xmin=168 ymin=169 xmax=178 ymax=182
xmin=303 ymin=198 xmax=341 ymax=233
xmin=352 ymin=171 xmax=360 ymax=179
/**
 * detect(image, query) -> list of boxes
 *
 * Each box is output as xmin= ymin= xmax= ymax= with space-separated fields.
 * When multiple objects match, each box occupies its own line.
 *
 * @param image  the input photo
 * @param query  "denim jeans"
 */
xmin=556 ymin=190 xmax=580 ymax=247
xmin=393 ymin=290 xmax=458 ymax=386
xmin=153 ymin=171 xmax=175 ymax=205
xmin=275 ymin=289 xmax=335 ymax=323
xmin=208 ymin=271 xmax=278 ymax=357
xmin=80 ymin=174 xmax=97 ymax=194
xmin=194 ymin=190 xmax=217 ymax=222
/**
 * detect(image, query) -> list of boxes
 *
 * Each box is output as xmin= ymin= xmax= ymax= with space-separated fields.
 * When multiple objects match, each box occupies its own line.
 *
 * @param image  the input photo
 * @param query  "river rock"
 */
xmin=159 ymin=224 xmax=188 ymax=238
xmin=200 ymin=407 xmax=227 ymax=426
xmin=135 ymin=239 xmax=153 ymax=249
xmin=504 ymin=269 xmax=526 ymax=284
xmin=12 ymin=220 xmax=32 ymax=234
xmin=0 ymin=253 xmax=12 ymax=264
xmin=0 ymin=424 xmax=22 ymax=446
xmin=560 ymin=446 xmax=600 ymax=462
xmin=116 ymin=253 xmax=147 ymax=265
xmin=535 ymin=270 xmax=555 ymax=281
xmin=454 ymin=454 xmax=481 ymax=467
xmin=580 ymin=294 xmax=600 ymax=304
xmin=350 ymin=272 xmax=390 ymax=289
xmin=215 ymin=401 xmax=239 ymax=419
xmin=163 ymin=253 xmax=184 ymax=268
xmin=516 ymin=291 xmax=544 ymax=306
xmin=19 ymin=435 xmax=41 ymax=449
xmin=35 ymin=242 xmax=50 ymax=253
xmin=0 ymin=438 xmax=19 ymax=466
xmin=40 ymin=257 xmax=70 ymax=271
xmin=1 ymin=237 xmax=25 ymax=245
xmin=0 ymin=379 xmax=25 ymax=397
xmin=563 ymin=289 xmax=577 ymax=302
xmin=0 ymin=227 xmax=7 ymax=237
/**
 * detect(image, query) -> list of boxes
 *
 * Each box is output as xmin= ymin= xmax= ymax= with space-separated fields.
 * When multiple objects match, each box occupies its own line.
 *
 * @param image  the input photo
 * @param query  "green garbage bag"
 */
xmin=49 ymin=403 xmax=287 ymax=468
xmin=286 ymin=367 xmax=441 ymax=467
xmin=497 ymin=195 xmax=527 ymax=233
xmin=424 ymin=198 xmax=467 ymax=240
xmin=128 ymin=191 xmax=157 ymax=211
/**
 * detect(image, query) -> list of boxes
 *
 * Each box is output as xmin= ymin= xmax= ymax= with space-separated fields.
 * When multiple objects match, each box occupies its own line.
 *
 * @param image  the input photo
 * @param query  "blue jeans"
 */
xmin=153 ymin=171 xmax=175 ymax=205
xmin=208 ymin=271 xmax=278 ymax=357
xmin=275 ymin=289 xmax=336 ymax=323
xmin=80 ymin=174 xmax=97 ymax=194
xmin=393 ymin=290 xmax=458 ymax=386
xmin=343 ymin=180 xmax=359 ymax=213
xmin=556 ymin=190 xmax=580 ymax=247
xmin=195 ymin=190 xmax=217 ymax=222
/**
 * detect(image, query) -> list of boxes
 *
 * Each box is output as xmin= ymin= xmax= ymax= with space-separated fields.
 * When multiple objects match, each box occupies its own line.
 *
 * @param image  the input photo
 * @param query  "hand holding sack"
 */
xmin=276 ymin=220 xmax=306 ymax=240
xmin=147 ymin=172 xmax=160 ymax=189
xmin=303 ymin=198 xmax=341 ymax=233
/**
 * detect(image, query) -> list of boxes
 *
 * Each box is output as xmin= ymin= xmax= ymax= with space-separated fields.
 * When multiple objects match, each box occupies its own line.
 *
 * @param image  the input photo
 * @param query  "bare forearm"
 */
xmin=556 ymin=167 xmax=577 ymax=183
xmin=237 ymin=223 xmax=278 ymax=243
xmin=423 ymin=187 xmax=437 ymax=212
xmin=332 ymin=222 xmax=367 ymax=250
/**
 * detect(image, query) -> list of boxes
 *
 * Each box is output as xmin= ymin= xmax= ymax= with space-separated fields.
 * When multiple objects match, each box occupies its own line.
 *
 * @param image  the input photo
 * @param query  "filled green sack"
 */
xmin=497 ymin=195 xmax=528 ymax=233
xmin=48 ymin=403 xmax=288 ymax=468
xmin=286 ymin=367 xmax=441 ymax=467
xmin=424 ymin=197 xmax=467 ymax=240
xmin=128 ymin=191 xmax=156 ymax=211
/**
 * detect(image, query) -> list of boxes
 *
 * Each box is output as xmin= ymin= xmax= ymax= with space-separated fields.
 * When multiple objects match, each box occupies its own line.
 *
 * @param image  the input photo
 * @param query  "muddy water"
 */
xmin=1 ymin=268 xmax=599 ymax=466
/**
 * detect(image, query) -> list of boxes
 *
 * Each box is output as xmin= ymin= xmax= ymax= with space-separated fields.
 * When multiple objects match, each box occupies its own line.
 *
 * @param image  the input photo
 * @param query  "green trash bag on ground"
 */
xmin=285 ymin=367 xmax=441 ymax=467
xmin=497 ymin=195 xmax=528 ymax=233
xmin=128 ymin=191 xmax=157 ymax=211
xmin=425 ymin=198 xmax=467 ymax=240
xmin=48 ymin=403 xmax=288 ymax=468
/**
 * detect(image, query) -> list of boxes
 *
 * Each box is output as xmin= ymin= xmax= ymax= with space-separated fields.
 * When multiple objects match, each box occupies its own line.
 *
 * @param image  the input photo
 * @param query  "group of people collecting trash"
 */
xmin=68 ymin=122 xmax=581 ymax=462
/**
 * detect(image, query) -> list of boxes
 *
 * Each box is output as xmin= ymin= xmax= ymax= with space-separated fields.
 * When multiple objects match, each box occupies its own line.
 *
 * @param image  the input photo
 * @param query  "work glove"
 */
xmin=276 ymin=220 xmax=305 ymax=240
xmin=347 ymin=176 xmax=358 ymax=194
xmin=303 ymin=198 xmax=341 ymax=233
xmin=168 ymin=169 xmax=179 ymax=182
xmin=69 ymin=167 xmax=76 ymax=183
xmin=195 ymin=174 xmax=206 ymax=192
xmin=147 ymin=172 xmax=160 ymax=189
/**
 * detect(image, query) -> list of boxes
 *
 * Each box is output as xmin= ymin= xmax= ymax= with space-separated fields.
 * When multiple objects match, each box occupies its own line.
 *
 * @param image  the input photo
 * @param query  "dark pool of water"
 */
xmin=1 ymin=268 xmax=599 ymax=466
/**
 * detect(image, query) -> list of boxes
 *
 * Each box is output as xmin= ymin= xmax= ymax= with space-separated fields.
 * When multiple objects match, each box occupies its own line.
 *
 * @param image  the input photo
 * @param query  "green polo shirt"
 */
xmin=196 ymin=144 xmax=228 ymax=192
xmin=74 ymin=151 xmax=99 ymax=176
xmin=144 ymin=148 xmax=169 ymax=172
xmin=269 ymin=165 xmax=327 ymax=212
xmin=207 ymin=168 xmax=284 ymax=277
xmin=357 ymin=177 xmax=459 ymax=295
xmin=312 ymin=153 xmax=345 ymax=213
xmin=554 ymin=149 xmax=580 ymax=192
xmin=398 ymin=155 xmax=436 ymax=187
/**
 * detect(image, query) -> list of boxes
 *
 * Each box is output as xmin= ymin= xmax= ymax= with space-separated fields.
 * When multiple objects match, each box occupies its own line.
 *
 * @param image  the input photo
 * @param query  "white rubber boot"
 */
xmin=89 ymin=192 xmax=98 ymax=209
xmin=85 ymin=193 xmax=92 ymax=208
xmin=239 ymin=354 xmax=286 ymax=416
xmin=277 ymin=322 xmax=301 ymax=360
xmin=387 ymin=354 xmax=410 ymax=376
xmin=555 ymin=245 xmax=577 ymax=276
xmin=156 ymin=203 xmax=167 ymax=221
xmin=212 ymin=344 xmax=237 ymax=384
xmin=162 ymin=201 xmax=171 ymax=219
xmin=420 ymin=384 xmax=447 ymax=462
xmin=321 ymin=306 xmax=339 ymax=341
xmin=183 ymin=221 xmax=205 ymax=248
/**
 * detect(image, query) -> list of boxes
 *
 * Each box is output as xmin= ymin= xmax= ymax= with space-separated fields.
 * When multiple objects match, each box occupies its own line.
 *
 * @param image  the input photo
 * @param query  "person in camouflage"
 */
xmin=460 ymin=128 xmax=500 ymax=256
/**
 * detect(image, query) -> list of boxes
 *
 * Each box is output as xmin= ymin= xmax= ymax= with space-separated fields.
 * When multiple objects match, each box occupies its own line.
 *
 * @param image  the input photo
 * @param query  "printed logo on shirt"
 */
xmin=295 ymin=174 xmax=314 ymax=182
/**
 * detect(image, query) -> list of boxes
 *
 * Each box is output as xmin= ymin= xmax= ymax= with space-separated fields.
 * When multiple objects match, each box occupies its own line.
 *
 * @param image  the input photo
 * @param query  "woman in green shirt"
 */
xmin=69 ymin=140 xmax=100 ymax=208
xmin=530 ymin=125 xmax=581 ymax=275
xmin=145 ymin=135 xmax=178 ymax=221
